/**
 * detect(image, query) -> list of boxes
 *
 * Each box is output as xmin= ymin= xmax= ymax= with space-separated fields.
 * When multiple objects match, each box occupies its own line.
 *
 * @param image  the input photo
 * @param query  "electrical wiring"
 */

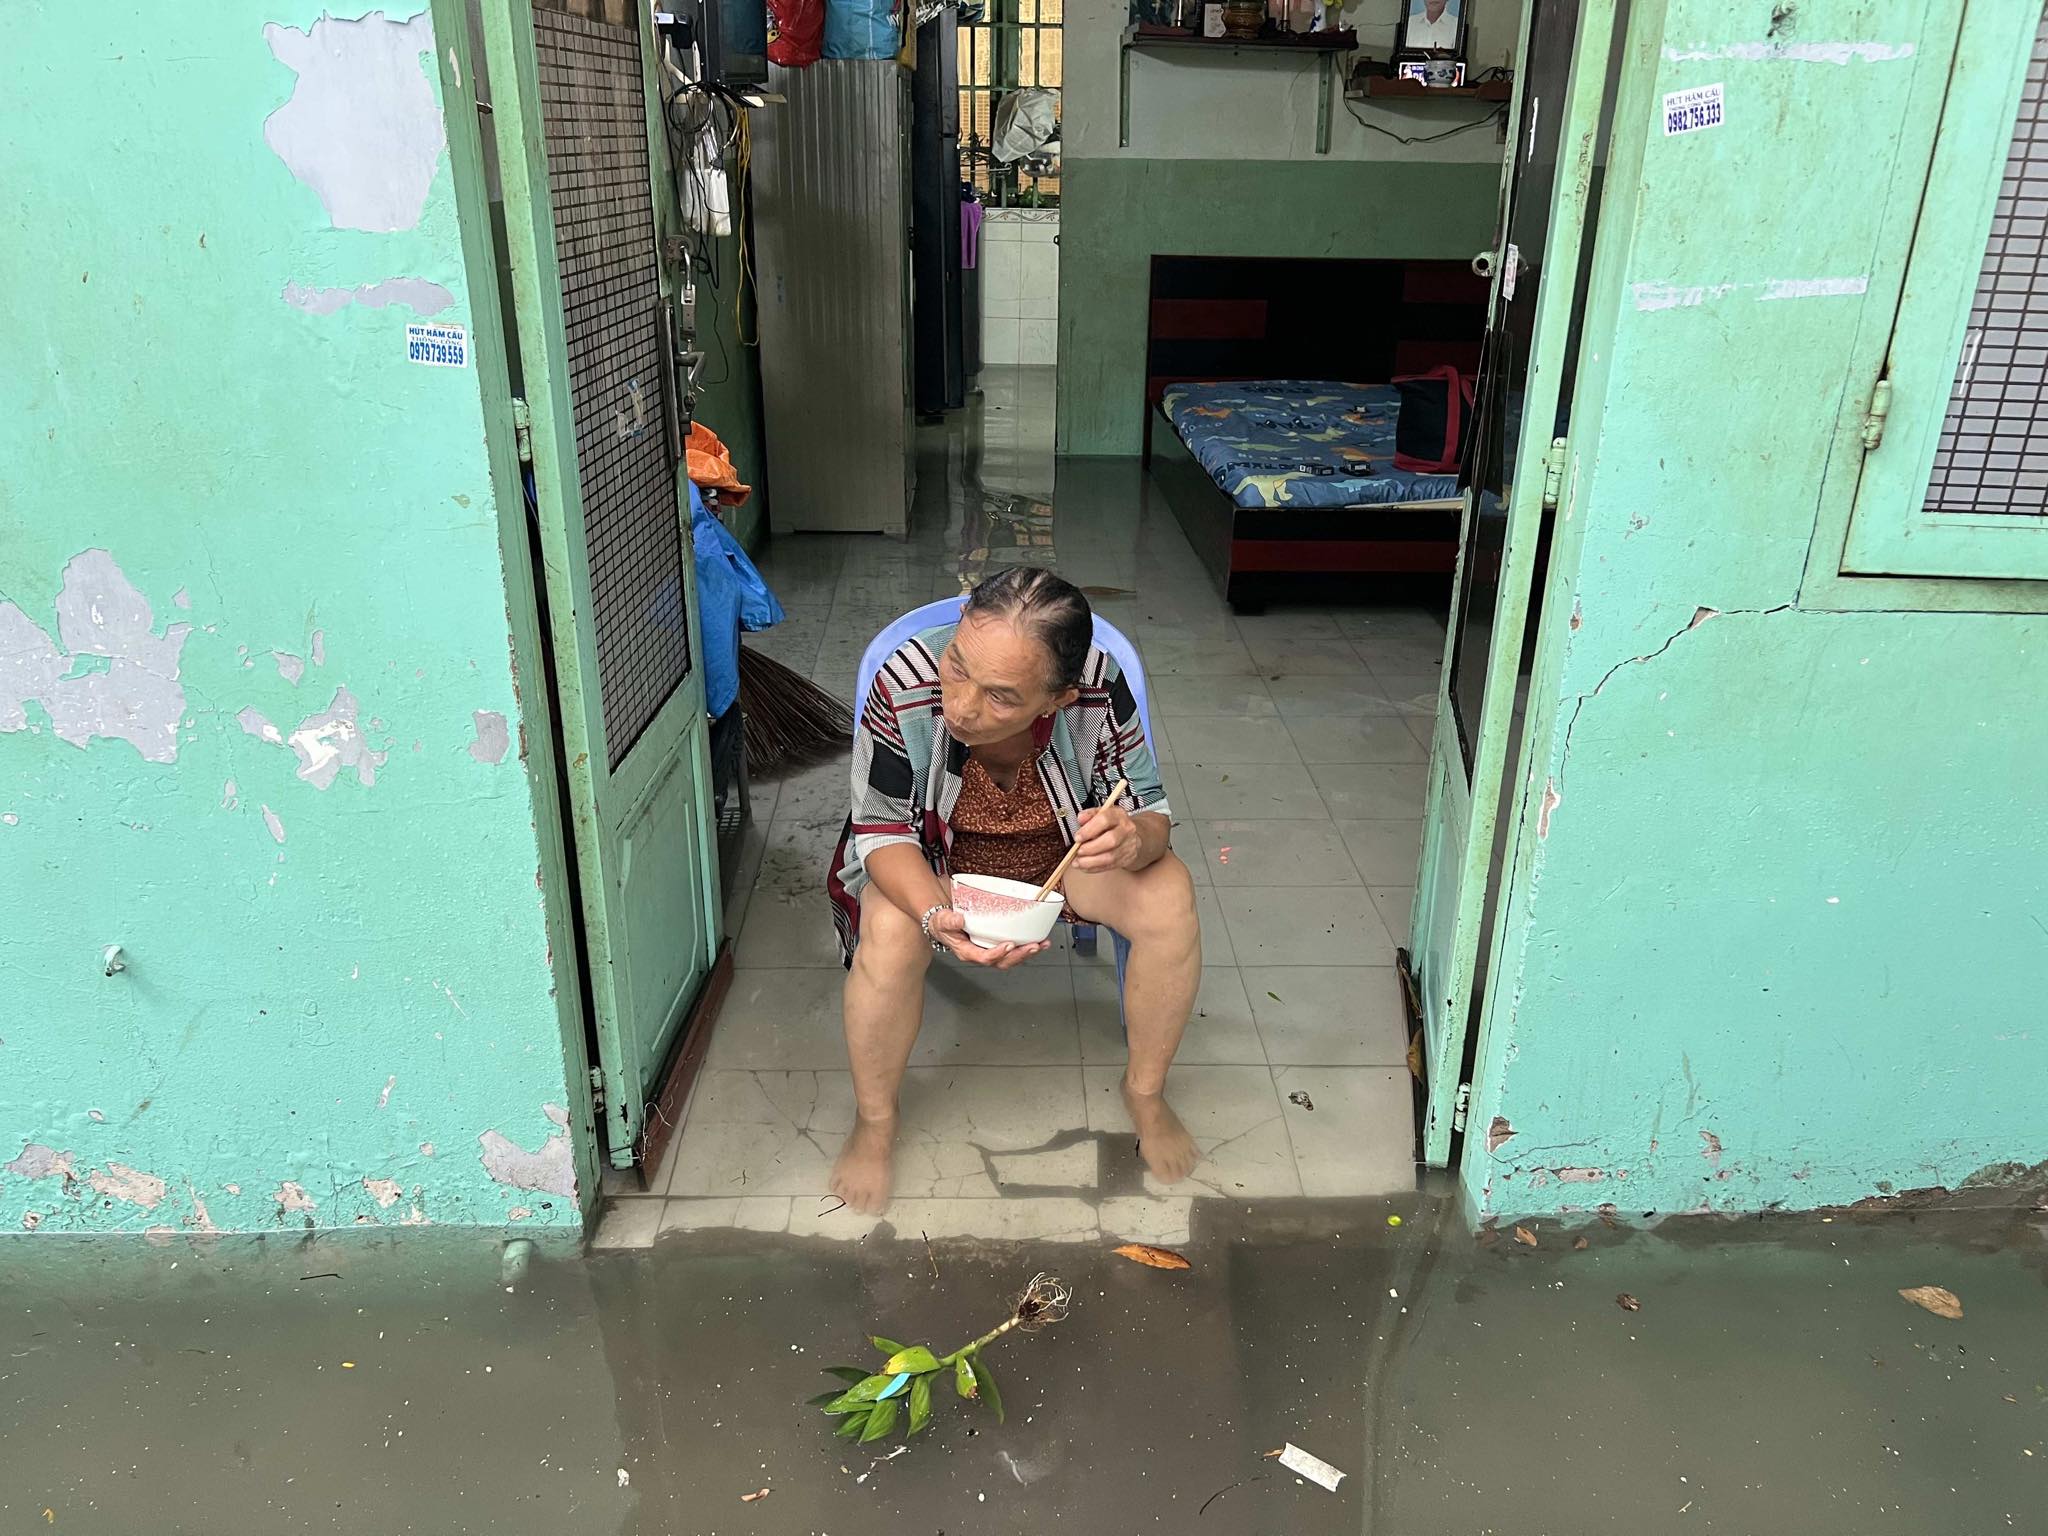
xmin=733 ymin=108 xmax=757 ymax=348
xmin=1343 ymin=99 xmax=1508 ymax=145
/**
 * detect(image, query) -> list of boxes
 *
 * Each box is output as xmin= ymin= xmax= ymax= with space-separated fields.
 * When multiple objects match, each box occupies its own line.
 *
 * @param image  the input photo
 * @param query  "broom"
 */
xmin=737 ymin=645 xmax=854 ymax=775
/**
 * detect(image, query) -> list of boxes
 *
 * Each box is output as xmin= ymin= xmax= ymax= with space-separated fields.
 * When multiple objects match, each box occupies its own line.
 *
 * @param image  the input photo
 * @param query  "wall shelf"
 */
xmin=1119 ymin=27 xmax=1360 ymax=155
xmin=1348 ymin=73 xmax=1512 ymax=101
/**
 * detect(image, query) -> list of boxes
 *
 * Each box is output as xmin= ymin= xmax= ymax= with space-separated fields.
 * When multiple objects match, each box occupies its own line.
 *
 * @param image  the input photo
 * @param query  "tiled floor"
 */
xmin=597 ymin=366 xmax=1444 ymax=1248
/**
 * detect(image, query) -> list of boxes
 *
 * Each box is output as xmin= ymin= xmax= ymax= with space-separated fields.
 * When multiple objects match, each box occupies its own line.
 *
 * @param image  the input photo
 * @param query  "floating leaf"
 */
xmin=861 ymin=1397 xmax=900 ymax=1442
xmin=970 ymin=1355 xmax=1004 ymax=1424
xmin=908 ymin=1373 xmax=934 ymax=1435
xmin=955 ymin=1356 xmax=978 ymax=1399
xmin=1112 ymin=1242 xmax=1192 ymax=1271
xmin=1899 ymin=1285 xmax=1963 ymax=1320
xmin=823 ymin=1372 xmax=903 ymax=1412
xmin=1513 ymin=1225 xmax=1538 ymax=1247
xmin=834 ymin=1409 xmax=870 ymax=1438
xmin=871 ymin=1336 xmax=907 ymax=1356
xmin=823 ymin=1365 xmax=869 ymax=1384
xmin=1616 ymin=1292 xmax=1641 ymax=1312
xmin=740 ymin=1487 xmax=771 ymax=1503
xmin=1267 ymin=991 xmax=1281 ymax=1002
xmin=883 ymin=1346 xmax=942 ymax=1376
xmin=1572 ymin=1237 xmax=1589 ymax=1251
xmin=807 ymin=1390 xmax=847 ymax=1408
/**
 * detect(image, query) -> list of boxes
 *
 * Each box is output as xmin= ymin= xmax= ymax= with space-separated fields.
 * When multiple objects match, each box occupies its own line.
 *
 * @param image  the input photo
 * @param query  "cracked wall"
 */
xmin=1462 ymin=0 xmax=2048 ymax=1224
xmin=1 ymin=3 xmax=585 ymax=1235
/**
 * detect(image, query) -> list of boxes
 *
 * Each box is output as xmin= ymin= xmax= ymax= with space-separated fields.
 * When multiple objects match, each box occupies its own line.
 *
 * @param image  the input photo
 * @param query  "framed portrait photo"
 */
xmin=1398 ymin=0 xmax=1466 ymax=55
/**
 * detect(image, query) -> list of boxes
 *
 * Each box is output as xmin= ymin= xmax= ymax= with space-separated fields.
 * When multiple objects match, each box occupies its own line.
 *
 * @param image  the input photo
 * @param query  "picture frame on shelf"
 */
xmin=1396 ymin=0 xmax=1465 ymax=55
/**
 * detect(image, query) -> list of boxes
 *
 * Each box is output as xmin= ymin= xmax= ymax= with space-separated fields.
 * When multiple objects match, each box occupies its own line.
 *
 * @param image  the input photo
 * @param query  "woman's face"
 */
xmin=939 ymin=611 xmax=1077 ymax=746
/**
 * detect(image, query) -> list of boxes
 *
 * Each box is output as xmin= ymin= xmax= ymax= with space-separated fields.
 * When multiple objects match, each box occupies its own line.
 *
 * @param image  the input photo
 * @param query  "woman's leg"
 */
xmin=1064 ymin=852 xmax=1203 ymax=1184
xmin=830 ymin=885 xmax=933 ymax=1214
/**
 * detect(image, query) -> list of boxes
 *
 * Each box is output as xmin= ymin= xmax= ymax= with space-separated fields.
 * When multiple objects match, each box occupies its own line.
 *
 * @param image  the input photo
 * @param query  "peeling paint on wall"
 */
xmin=86 ymin=1163 xmax=168 ymax=1209
xmin=1662 ymin=40 xmax=1915 ymax=66
xmin=283 ymin=278 xmax=456 ymax=316
xmin=261 ymin=804 xmax=287 ymax=844
xmin=5 ymin=1144 xmax=76 ymax=1182
xmin=286 ymin=686 xmax=387 ymax=788
xmin=237 ymin=708 xmax=284 ymax=745
xmin=274 ymin=1180 xmax=316 ymax=1213
xmin=477 ymin=1104 xmax=577 ymax=1198
xmin=468 ymin=709 xmax=509 ymax=764
xmin=262 ymin=11 xmax=445 ymax=234
xmin=273 ymin=650 xmax=306 ymax=685
xmin=363 ymin=1176 xmax=403 ymax=1207
xmin=0 ymin=551 xmax=192 ymax=762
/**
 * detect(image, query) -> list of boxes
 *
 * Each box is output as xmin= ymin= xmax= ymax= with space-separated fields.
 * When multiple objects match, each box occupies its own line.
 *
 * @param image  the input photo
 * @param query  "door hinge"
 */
xmin=588 ymin=1065 xmax=607 ymax=1119
xmin=1860 ymin=376 xmax=1892 ymax=452
xmin=512 ymin=396 xmax=534 ymax=465
xmin=1452 ymin=1081 xmax=1472 ymax=1133
xmin=1540 ymin=435 xmax=1570 ymax=509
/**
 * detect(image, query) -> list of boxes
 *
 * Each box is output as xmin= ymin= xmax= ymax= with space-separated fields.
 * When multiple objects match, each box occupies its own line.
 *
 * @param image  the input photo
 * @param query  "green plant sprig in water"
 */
xmin=808 ymin=1272 xmax=1072 ymax=1444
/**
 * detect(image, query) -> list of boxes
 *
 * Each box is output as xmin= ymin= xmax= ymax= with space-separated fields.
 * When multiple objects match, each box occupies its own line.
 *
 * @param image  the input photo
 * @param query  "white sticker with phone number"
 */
xmin=406 ymin=322 xmax=469 ymax=368
xmin=1663 ymin=83 xmax=1724 ymax=136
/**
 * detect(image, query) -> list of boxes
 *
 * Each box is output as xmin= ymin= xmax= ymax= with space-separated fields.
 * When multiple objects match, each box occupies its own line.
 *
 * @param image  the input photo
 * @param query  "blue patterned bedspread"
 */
xmin=1162 ymin=380 xmax=1461 ymax=511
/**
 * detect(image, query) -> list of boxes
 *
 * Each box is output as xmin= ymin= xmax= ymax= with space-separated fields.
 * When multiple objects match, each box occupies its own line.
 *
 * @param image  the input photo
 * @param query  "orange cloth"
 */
xmin=686 ymin=422 xmax=752 ymax=506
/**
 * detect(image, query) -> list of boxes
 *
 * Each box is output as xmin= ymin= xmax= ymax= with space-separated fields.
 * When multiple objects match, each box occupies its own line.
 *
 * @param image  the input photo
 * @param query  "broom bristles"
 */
xmin=737 ymin=645 xmax=854 ymax=776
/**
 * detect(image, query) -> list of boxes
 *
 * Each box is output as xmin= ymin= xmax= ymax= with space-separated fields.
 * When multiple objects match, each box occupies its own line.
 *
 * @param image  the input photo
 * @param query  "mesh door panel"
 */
xmin=535 ymin=8 xmax=690 ymax=769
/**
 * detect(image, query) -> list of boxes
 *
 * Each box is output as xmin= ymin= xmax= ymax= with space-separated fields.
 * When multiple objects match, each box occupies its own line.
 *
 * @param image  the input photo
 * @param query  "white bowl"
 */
xmin=950 ymin=873 xmax=1066 ymax=948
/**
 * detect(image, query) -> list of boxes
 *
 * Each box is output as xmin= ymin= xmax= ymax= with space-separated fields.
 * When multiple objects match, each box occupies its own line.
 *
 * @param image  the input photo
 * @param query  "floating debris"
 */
xmin=1266 ymin=1443 xmax=1347 ymax=1492
xmin=1898 ymin=1285 xmax=1962 ymax=1320
xmin=1112 ymin=1242 xmax=1192 ymax=1271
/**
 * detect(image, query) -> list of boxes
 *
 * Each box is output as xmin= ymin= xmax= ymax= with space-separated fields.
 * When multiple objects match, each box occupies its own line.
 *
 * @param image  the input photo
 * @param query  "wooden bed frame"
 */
xmin=1140 ymin=257 xmax=1485 ymax=611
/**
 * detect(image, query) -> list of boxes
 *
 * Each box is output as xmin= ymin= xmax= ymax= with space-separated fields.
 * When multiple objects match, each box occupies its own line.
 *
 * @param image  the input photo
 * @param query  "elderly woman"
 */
xmin=825 ymin=569 xmax=1201 ymax=1214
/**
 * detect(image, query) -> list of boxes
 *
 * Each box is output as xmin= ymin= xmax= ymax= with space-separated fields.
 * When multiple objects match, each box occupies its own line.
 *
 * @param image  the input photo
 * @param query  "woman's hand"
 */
xmin=1072 ymin=801 xmax=1144 ymax=872
xmin=927 ymin=905 xmax=1048 ymax=970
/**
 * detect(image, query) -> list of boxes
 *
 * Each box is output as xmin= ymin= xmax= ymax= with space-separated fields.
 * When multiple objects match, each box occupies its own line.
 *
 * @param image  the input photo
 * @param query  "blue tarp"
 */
xmin=689 ymin=482 xmax=784 ymax=719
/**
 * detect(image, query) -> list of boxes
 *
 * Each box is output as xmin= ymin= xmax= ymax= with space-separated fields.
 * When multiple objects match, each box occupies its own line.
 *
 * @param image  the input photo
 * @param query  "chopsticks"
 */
xmin=1031 ymin=778 xmax=1128 ymax=903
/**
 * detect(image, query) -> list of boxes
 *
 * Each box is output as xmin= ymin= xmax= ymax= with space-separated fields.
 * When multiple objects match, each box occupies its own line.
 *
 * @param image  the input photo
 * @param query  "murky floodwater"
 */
xmin=4 ymin=1197 xmax=2043 ymax=1534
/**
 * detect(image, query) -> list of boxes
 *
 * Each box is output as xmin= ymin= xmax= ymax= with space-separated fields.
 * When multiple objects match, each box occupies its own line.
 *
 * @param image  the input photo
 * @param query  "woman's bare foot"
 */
xmin=1122 ymin=1080 xmax=1200 ymax=1185
xmin=830 ymin=1113 xmax=899 ymax=1215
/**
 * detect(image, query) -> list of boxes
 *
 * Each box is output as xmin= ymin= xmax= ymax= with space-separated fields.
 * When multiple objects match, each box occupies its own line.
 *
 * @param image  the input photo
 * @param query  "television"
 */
xmin=662 ymin=0 xmax=768 ymax=88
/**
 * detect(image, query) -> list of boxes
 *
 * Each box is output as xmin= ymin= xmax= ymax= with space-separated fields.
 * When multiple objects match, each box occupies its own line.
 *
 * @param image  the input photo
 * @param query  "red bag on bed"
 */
xmin=1392 ymin=365 xmax=1475 ymax=474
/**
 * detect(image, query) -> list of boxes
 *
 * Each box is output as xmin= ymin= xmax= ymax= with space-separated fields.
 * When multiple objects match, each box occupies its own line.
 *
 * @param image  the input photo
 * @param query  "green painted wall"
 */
xmin=0 ymin=4 xmax=589 ymax=1233
xmin=1462 ymin=0 xmax=2048 ymax=1221
xmin=1054 ymin=158 xmax=1501 ymax=455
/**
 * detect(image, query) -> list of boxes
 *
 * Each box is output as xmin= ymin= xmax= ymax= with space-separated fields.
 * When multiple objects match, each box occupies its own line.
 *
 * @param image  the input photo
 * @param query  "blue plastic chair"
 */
xmin=853 ymin=596 xmax=1148 ymax=995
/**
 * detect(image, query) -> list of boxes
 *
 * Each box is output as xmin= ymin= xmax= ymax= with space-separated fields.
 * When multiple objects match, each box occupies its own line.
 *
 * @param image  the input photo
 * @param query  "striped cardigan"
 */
xmin=827 ymin=623 xmax=1169 ymax=965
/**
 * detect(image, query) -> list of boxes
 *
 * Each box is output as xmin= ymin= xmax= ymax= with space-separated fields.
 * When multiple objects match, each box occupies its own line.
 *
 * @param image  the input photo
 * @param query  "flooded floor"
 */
xmin=612 ymin=368 xmax=1439 ymax=1248
xmin=12 ymin=374 xmax=2039 ymax=1532
xmin=5 ymin=1200 xmax=2043 ymax=1533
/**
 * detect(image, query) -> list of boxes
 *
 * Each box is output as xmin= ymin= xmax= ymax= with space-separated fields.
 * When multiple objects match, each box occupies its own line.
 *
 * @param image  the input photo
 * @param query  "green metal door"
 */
xmin=480 ymin=0 xmax=721 ymax=1168
xmin=1410 ymin=0 xmax=1617 ymax=1165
